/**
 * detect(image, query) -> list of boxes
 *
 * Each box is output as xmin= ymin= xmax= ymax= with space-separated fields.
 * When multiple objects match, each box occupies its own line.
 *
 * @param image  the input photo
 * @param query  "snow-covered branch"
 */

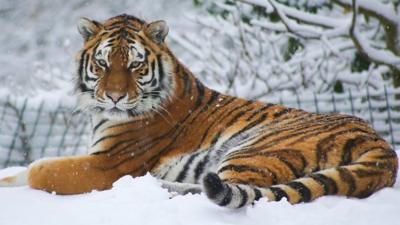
xmin=241 ymin=0 xmax=400 ymax=70
xmin=238 ymin=0 xmax=347 ymax=28
xmin=333 ymin=0 xmax=400 ymax=57
xmin=349 ymin=0 xmax=400 ymax=70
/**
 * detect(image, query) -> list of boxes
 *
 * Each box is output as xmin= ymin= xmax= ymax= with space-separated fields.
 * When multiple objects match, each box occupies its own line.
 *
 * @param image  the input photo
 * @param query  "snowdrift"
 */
xmin=0 ymin=150 xmax=399 ymax=225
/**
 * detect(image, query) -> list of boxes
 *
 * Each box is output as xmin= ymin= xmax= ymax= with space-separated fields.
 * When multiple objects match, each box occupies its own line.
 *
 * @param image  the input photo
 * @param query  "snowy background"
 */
xmin=0 ymin=0 xmax=400 ymax=224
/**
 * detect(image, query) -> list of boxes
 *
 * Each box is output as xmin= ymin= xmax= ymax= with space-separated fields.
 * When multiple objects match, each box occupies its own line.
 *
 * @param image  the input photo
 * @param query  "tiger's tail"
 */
xmin=203 ymin=148 xmax=398 ymax=208
xmin=0 ymin=168 xmax=28 ymax=187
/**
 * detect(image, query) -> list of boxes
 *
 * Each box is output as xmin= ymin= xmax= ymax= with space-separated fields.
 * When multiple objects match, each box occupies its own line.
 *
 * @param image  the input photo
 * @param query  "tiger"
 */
xmin=0 ymin=14 xmax=397 ymax=209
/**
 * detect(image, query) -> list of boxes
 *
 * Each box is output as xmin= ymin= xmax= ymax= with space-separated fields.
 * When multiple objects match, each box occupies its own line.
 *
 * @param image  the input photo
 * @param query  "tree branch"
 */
xmin=333 ymin=0 xmax=400 ymax=56
xmin=349 ymin=0 xmax=400 ymax=70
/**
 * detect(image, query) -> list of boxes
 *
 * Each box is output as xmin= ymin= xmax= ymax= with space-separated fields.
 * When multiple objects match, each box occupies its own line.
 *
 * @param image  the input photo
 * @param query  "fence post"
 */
xmin=40 ymin=102 xmax=62 ymax=157
xmin=4 ymin=98 xmax=28 ymax=167
xmin=331 ymin=92 xmax=337 ymax=113
xmin=384 ymin=85 xmax=395 ymax=146
xmin=348 ymin=89 xmax=355 ymax=115
xmin=313 ymin=92 xmax=319 ymax=113
xmin=29 ymin=100 xmax=45 ymax=139
xmin=0 ymin=95 xmax=10 ymax=135
xmin=366 ymin=86 xmax=374 ymax=129
xmin=57 ymin=110 xmax=72 ymax=156
xmin=73 ymin=118 xmax=89 ymax=155
xmin=295 ymin=90 xmax=301 ymax=109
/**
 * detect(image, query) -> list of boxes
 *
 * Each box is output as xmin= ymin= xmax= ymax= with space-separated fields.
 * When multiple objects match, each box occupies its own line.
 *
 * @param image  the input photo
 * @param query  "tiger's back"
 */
xmin=1 ymin=14 xmax=397 ymax=209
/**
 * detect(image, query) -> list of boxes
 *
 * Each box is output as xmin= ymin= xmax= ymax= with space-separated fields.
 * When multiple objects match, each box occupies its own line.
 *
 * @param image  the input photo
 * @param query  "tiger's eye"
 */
xmin=97 ymin=59 xmax=107 ymax=67
xmin=129 ymin=61 xmax=142 ymax=70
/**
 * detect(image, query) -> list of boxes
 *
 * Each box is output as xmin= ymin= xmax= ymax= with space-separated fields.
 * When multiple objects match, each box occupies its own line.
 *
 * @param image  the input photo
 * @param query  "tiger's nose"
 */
xmin=106 ymin=92 xmax=126 ymax=103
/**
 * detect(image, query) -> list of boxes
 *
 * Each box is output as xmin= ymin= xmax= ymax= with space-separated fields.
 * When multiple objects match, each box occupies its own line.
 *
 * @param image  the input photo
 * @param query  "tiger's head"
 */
xmin=75 ymin=14 xmax=175 ymax=120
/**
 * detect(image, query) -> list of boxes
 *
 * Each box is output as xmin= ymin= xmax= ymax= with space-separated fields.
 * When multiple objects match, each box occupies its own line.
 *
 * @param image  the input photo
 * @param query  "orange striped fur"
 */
xmin=3 ymin=14 xmax=397 ymax=208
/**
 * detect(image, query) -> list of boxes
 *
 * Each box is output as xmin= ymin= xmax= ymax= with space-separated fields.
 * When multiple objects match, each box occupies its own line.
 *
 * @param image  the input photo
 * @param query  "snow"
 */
xmin=0 ymin=151 xmax=399 ymax=225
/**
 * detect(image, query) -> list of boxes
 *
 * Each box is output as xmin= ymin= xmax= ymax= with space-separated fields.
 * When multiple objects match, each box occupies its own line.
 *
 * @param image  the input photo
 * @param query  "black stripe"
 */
xmin=156 ymin=54 xmax=165 ymax=85
xmin=210 ymin=131 xmax=222 ymax=147
xmin=150 ymin=60 xmax=156 ymax=84
xmin=224 ymin=149 xmax=307 ymax=177
xmin=308 ymin=173 xmax=338 ymax=195
xmin=237 ymin=186 xmax=248 ymax=208
xmin=203 ymin=173 xmax=225 ymax=199
xmin=138 ymin=55 xmax=155 ymax=86
xmin=104 ymin=101 xmax=202 ymax=158
xmin=316 ymin=127 xmax=373 ymax=169
xmin=248 ymin=120 xmax=363 ymax=157
xmin=254 ymin=188 xmax=263 ymax=201
xmin=93 ymin=119 xmax=108 ymax=134
xmin=237 ymin=114 xmax=326 ymax=153
xmin=269 ymin=187 xmax=288 ymax=201
xmin=83 ymin=50 xmax=98 ymax=83
xmin=341 ymin=135 xmax=372 ymax=165
xmin=78 ymin=50 xmax=87 ymax=82
xmin=126 ymin=38 xmax=136 ymax=44
xmin=110 ymin=106 xmax=196 ymax=156
xmin=226 ymin=111 xmax=247 ymax=127
xmin=138 ymin=71 xmax=155 ymax=86
xmin=175 ymin=153 xmax=200 ymax=182
xmin=352 ymin=168 xmax=384 ymax=178
xmin=79 ymin=83 xmax=92 ymax=93
xmin=150 ymin=78 xmax=158 ymax=87
xmin=208 ymin=103 xmax=256 ymax=148
xmin=91 ymin=123 xmax=150 ymax=148
xmin=181 ymin=73 xmax=192 ymax=97
xmin=125 ymin=24 xmax=141 ymax=32
xmin=289 ymin=116 xmax=370 ymax=146
xmin=352 ymin=161 xmax=392 ymax=169
xmin=194 ymin=154 xmax=209 ymax=182
xmin=106 ymin=25 xmax=125 ymax=32
xmin=197 ymin=99 xmax=245 ymax=148
xmin=223 ymin=112 xmax=267 ymax=148
xmin=108 ymin=20 xmax=124 ymax=27
xmin=204 ymin=90 xmax=220 ymax=110
xmin=337 ymin=168 xmax=356 ymax=195
xmin=217 ymin=164 xmax=278 ymax=184
xmin=194 ymin=79 xmax=205 ymax=109
xmin=218 ymin=185 xmax=233 ymax=206
xmin=246 ymin=103 xmax=275 ymax=121
xmin=277 ymin=156 xmax=301 ymax=178
xmin=287 ymin=181 xmax=312 ymax=203
xmin=273 ymin=108 xmax=293 ymax=118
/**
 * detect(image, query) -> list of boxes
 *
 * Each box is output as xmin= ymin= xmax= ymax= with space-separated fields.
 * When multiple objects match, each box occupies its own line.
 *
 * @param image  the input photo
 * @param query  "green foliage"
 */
xmin=333 ymin=80 xmax=344 ymax=93
xmin=251 ymin=5 xmax=269 ymax=19
xmin=283 ymin=37 xmax=304 ymax=61
xmin=351 ymin=52 xmax=371 ymax=72
xmin=192 ymin=0 xmax=203 ymax=6
xmin=383 ymin=69 xmax=400 ymax=88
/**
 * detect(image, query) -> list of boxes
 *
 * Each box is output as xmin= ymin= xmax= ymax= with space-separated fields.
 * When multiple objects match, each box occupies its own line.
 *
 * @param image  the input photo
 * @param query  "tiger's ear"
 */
xmin=144 ymin=20 xmax=169 ymax=44
xmin=78 ymin=17 xmax=103 ymax=41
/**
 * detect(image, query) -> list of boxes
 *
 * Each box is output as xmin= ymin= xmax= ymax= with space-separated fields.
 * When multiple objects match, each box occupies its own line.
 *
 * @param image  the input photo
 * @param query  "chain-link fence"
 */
xmin=0 ymin=97 xmax=89 ymax=168
xmin=1 ymin=86 xmax=399 ymax=168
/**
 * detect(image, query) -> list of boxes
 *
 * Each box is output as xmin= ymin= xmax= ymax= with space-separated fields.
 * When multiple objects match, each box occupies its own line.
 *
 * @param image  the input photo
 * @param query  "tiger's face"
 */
xmin=75 ymin=15 xmax=174 ymax=120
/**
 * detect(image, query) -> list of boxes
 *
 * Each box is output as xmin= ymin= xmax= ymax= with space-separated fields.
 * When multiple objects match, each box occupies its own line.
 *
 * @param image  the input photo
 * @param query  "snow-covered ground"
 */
xmin=0 ymin=151 xmax=399 ymax=225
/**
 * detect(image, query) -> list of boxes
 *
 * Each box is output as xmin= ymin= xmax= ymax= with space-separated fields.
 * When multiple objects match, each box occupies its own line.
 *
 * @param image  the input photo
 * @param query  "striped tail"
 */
xmin=0 ymin=168 xmax=28 ymax=187
xmin=203 ymin=148 xmax=398 ymax=208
